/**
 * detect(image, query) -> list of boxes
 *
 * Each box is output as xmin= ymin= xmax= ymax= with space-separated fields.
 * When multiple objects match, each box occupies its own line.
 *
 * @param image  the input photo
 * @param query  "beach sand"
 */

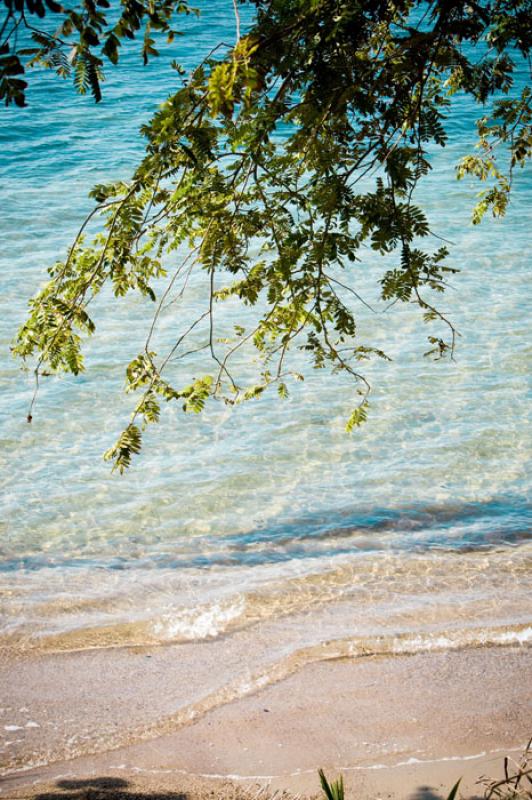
xmin=1 ymin=645 xmax=530 ymax=799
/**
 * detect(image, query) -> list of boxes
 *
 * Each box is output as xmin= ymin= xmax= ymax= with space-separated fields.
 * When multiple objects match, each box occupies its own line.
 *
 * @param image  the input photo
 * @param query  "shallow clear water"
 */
xmin=1 ymin=0 xmax=531 ymax=674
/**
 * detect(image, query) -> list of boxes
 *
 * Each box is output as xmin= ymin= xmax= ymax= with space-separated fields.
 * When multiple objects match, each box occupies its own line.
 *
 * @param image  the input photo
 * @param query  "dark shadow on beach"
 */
xmin=408 ymin=788 xmax=447 ymax=800
xmin=33 ymin=777 xmax=187 ymax=800
xmin=408 ymin=787 xmax=483 ymax=800
xmin=30 ymin=775 xmax=284 ymax=800
xmin=19 ymin=776 xmax=487 ymax=800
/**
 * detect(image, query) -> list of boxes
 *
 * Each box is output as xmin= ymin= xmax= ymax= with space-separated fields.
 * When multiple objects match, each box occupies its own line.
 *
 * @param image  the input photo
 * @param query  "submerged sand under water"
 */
xmin=2 ymin=529 xmax=531 ymax=651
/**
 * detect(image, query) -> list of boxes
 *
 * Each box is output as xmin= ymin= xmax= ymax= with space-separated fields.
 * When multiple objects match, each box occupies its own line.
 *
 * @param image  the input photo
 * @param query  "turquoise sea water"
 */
xmin=0 ymin=0 xmax=531 ymax=768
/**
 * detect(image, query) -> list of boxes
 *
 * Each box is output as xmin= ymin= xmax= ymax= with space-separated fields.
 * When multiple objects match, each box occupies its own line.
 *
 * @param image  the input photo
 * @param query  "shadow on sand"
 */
xmin=30 ymin=775 xmax=282 ymax=800
xmin=407 ymin=786 xmax=482 ymax=800
xmin=33 ymin=777 xmax=187 ymax=800
xmin=14 ymin=775 xmax=484 ymax=800
xmin=408 ymin=788 xmax=450 ymax=800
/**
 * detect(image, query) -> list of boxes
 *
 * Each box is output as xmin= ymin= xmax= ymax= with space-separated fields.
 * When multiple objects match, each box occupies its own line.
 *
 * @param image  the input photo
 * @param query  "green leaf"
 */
xmin=446 ymin=779 xmax=461 ymax=800
xmin=103 ymin=424 xmax=143 ymax=473
xmin=318 ymin=769 xmax=345 ymax=800
xmin=345 ymin=401 xmax=369 ymax=433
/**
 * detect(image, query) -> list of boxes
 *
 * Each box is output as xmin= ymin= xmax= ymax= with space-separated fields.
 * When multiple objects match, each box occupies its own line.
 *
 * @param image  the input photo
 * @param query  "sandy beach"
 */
xmin=2 ymin=644 xmax=530 ymax=799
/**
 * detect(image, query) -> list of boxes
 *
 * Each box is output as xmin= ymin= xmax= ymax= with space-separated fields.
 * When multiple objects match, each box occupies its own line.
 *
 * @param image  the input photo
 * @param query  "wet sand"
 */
xmin=1 ymin=645 xmax=531 ymax=798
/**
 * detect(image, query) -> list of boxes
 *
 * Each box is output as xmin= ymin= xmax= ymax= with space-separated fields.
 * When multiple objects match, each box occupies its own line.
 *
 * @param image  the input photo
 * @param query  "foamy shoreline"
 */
xmin=2 ymin=645 xmax=530 ymax=798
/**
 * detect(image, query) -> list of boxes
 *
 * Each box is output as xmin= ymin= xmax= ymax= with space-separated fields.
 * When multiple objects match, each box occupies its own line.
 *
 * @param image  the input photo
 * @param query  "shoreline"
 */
xmin=1 ymin=644 xmax=531 ymax=798
xmin=1 ymin=749 xmax=528 ymax=800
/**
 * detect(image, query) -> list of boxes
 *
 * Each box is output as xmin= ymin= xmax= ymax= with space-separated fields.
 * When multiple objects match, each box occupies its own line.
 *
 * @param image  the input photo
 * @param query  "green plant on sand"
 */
xmin=319 ymin=768 xmax=345 ymax=800
xmin=478 ymin=739 xmax=532 ymax=800
xmin=317 ymin=741 xmax=532 ymax=799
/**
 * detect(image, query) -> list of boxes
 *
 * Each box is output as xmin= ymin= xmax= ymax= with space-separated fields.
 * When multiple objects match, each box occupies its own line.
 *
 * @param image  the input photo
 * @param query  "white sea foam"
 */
xmin=492 ymin=627 xmax=532 ymax=645
xmin=389 ymin=626 xmax=532 ymax=654
xmin=153 ymin=596 xmax=246 ymax=641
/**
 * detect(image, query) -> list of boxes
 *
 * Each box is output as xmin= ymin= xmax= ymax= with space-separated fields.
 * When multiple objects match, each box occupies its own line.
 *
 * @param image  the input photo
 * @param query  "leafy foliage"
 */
xmin=11 ymin=0 xmax=532 ymax=471
xmin=103 ymin=423 xmax=142 ymax=473
xmin=457 ymin=87 xmax=531 ymax=223
xmin=1 ymin=0 xmax=194 ymax=106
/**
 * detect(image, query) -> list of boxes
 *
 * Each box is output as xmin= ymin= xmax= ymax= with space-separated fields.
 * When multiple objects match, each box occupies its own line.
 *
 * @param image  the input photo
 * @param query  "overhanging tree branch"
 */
xmin=11 ymin=0 xmax=532 ymax=470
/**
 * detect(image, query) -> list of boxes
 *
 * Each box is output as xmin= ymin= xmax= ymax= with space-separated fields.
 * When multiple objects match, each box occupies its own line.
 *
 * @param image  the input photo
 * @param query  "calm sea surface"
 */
xmin=0 ymin=0 xmax=531 ymax=766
